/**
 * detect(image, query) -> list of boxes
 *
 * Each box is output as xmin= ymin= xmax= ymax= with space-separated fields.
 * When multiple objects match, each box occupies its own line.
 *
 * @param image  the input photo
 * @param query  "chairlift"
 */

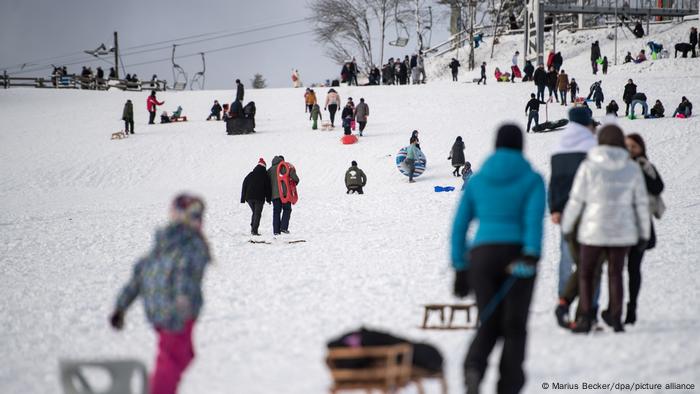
xmin=421 ymin=6 xmax=433 ymax=50
xmin=171 ymin=44 xmax=188 ymax=91
xmin=390 ymin=2 xmax=410 ymax=47
xmin=84 ymin=43 xmax=110 ymax=57
xmin=190 ymin=52 xmax=205 ymax=90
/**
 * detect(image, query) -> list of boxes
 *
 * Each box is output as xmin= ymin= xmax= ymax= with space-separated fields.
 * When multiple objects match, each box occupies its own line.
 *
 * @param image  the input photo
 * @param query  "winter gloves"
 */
xmin=453 ymin=270 xmax=471 ymax=298
xmin=507 ymin=255 xmax=539 ymax=278
xmin=109 ymin=310 xmax=124 ymax=330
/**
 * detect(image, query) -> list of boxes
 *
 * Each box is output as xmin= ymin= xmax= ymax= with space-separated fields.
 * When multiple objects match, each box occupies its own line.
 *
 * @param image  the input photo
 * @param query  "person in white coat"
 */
xmin=562 ymin=125 xmax=650 ymax=333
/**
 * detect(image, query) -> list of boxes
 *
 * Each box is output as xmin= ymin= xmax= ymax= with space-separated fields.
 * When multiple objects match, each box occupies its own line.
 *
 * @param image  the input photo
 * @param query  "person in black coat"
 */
xmin=341 ymin=103 xmax=354 ymax=135
xmin=622 ymin=79 xmax=637 ymax=116
xmin=690 ymin=27 xmax=698 ymax=57
xmin=533 ymin=64 xmax=547 ymax=101
xmin=207 ymin=100 xmax=223 ymax=121
xmin=477 ymin=62 xmax=487 ymax=85
xmin=553 ymin=52 xmax=563 ymax=72
xmin=525 ymin=93 xmax=547 ymax=132
xmin=241 ymin=158 xmax=272 ymax=235
xmin=236 ymin=79 xmax=244 ymax=102
xmin=606 ymin=100 xmax=620 ymax=117
xmin=448 ymin=58 xmax=461 ymax=82
xmin=633 ymin=22 xmax=644 ymax=38
xmin=590 ymin=41 xmax=601 ymax=74
xmin=546 ymin=66 xmax=559 ymax=103
xmin=523 ymin=60 xmax=534 ymax=82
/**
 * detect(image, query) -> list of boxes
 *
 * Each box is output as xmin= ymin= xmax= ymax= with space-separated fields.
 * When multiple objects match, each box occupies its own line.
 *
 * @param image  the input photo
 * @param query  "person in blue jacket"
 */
xmin=451 ymin=124 xmax=545 ymax=394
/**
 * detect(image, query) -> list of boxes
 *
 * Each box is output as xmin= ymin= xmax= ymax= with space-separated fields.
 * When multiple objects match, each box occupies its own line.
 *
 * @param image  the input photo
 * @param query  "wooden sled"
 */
xmin=170 ymin=116 xmax=188 ymax=122
xmin=421 ymin=304 xmax=477 ymax=330
xmin=249 ymin=239 xmax=306 ymax=245
xmin=320 ymin=121 xmax=333 ymax=131
xmin=110 ymin=130 xmax=127 ymax=140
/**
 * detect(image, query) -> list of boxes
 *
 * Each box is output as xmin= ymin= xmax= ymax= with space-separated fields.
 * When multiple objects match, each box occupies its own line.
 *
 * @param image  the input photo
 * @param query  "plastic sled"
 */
xmin=395 ymin=147 xmax=427 ymax=178
xmin=277 ymin=162 xmax=298 ymax=205
xmin=676 ymin=114 xmax=687 ymax=119
xmin=511 ymin=66 xmax=522 ymax=78
xmin=59 ymin=359 xmax=148 ymax=394
xmin=434 ymin=186 xmax=455 ymax=192
xmin=532 ymin=119 xmax=568 ymax=133
xmin=341 ymin=135 xmax=358 ymax=144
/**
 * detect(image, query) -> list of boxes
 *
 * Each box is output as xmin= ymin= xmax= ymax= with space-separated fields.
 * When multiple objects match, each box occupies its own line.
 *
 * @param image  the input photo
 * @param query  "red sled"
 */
xmin=511 ymin=65 xmax=522 ymax=78
xmin=341 ymin=135 xmax=358 ymax=144
xmin=277 ymin=162 xmax=299 ymax=205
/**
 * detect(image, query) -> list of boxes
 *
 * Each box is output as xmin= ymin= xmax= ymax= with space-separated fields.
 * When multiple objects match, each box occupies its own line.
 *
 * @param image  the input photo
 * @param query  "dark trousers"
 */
xmin=477 ymin=75 xmax=486 ymax=85
xmin=559 ymin=90 xmax=567 ymax=105
xmin=306 ymin=104 xmax=313 ymax=118
xmin=405 ymin=158 xmax=416 ymax=181
xmin=347 ymin=186 xmax=364 ymax=194
xmin=124 ymin=119 xmax=134 ymax=133
xmin=207 ymin=112 xmax=220 ymax=121
xmin=547 ymin=86 xmax=558 ymax=102
xmin=358 ymin=121 xmax=366 ymax=132
xmin=272 ymin=198 xmax=292 ymax=234
xmin=536 ymin=84 xmax=545 ymax=101
xmin=627 ymin=224 xmax=655 ymax=309
xmin=452 ymin=71 xmax=458 ymax=81
xmin=466 ymin=245 xmax=534 ymax=394
xmin=526 ymin=111 xmax=539 ymax=132
xmin=328 ymin=104 xmax=338 ymax=126
xmin=247 ymin=200 xmax=264 ymax=233
xmin=579 ymin=245 xmax=629 ymax=323
xmin=624 ymin=101 xmax=631 ymax=116
xmin=149 ymin=110 xmax=156 ymax=124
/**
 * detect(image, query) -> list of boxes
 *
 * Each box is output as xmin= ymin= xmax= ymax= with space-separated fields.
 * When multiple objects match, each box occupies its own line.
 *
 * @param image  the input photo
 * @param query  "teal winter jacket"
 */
xmin=451 ymin=149 xmax=546 ymax=270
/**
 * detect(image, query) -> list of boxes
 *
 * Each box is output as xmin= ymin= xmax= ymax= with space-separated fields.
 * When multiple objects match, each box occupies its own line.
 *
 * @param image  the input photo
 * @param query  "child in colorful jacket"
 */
xmin=110 ymin=194 xmax=211 ymax=394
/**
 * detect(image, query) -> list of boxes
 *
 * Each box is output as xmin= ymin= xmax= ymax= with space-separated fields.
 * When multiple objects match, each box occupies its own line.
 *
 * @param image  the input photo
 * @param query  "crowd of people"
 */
xmin=50 ymin=64 xmax=160 ymax=89
xmin=103 ymin=22 xmax=698 ymax=394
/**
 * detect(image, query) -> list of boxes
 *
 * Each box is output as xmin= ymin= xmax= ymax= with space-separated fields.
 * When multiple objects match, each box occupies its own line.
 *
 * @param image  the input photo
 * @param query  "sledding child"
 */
xmin=311 ymin=103 xmax=322 ymax=130
xmin=606 ymin=100 xmax=620 ymax=117
xmin=649 ymin=100 xmax=665 ymax=118
xmin=160 ymin=111 xmax=171 ymax=124
xmin=110 ymin=194 xmax=211 ymax=394
xmin=460 ymin=162 xmax=473 ymax=191
xmin=602 ymin=56 xmax=609 ymax=75
xmin=341 ymin=103 xmax=354 ymax=135
xmin=672 ymin=96 xmax=693 ymax=118
xmin=569 ymin=78 xmax=579 ymax=102
xmin=207 ymin=100 xmax=222 ymax=121
xmin=449 ymin=136 xmax=466 ymax=176
xmin=494 ymin=67 xmax=510 ymax=82
xmin=170 ymin=106 xmax=184 ymax=121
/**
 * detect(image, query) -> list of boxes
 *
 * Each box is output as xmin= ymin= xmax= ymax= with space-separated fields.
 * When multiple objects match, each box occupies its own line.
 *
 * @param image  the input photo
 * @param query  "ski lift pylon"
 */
xmin=171 ymin=44 xmax=188 ymax=91
xmin=190 ymin=52 xmax=205 ymax=90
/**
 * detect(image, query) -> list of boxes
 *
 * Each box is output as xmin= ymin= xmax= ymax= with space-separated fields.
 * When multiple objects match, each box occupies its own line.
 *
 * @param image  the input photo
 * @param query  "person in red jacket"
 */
xmin=147 ymin=90 xmax=164 ymax=125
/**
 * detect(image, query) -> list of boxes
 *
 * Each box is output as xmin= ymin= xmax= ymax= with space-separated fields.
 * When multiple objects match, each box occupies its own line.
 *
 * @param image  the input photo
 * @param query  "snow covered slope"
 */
xmin=1 ymin=21 xmax=699 ymax=394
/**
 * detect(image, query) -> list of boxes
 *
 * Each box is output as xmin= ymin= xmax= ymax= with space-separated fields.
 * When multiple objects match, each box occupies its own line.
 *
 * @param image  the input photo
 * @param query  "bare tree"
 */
xmin=309 ymin=0 xmax=402 ymax=72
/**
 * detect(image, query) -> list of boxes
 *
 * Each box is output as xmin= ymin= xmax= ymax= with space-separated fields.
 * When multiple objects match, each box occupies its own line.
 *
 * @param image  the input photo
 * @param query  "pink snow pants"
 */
xmin=151 ymin=320 xmax=195 ymax=394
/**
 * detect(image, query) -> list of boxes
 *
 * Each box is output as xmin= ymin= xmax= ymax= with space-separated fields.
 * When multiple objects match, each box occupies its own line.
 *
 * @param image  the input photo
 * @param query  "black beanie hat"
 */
xmin=495 ymin=124 xmax=523 ymax=151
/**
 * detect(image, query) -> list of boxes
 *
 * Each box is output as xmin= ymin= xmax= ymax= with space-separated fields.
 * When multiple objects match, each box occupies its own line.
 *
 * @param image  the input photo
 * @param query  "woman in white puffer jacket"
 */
xmin=562 ymin=125 xmax=650 ymax=333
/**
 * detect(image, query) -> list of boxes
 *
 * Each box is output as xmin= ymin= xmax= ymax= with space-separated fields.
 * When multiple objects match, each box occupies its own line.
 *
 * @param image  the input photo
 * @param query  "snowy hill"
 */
xmin=1 ymin=20 xmax=700 ymax=394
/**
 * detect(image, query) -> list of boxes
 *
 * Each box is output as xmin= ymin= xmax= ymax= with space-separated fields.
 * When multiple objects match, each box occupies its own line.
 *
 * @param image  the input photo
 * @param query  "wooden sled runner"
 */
xmin=421 ymin=304 xmax=478 ymax=330
xmin=326 ymin=344 xmax=447 ymax=394
xmin=249 ymin=239 xmax=306 ymax=245
xmin=111 ymin=130 xmax=128 ymax=140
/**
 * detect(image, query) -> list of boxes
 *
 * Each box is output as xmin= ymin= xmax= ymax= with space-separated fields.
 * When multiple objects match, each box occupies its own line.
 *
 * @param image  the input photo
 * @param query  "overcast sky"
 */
xmin=1 ymin=0 xmax=450 ymax=89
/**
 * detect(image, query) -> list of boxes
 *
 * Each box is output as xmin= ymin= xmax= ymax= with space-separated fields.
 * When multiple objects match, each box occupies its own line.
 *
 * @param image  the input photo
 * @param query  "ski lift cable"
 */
xmin=0 ymin=16 xmax=313 ymax=73
xmin=126 ymin=30 xmax=313 ymax=68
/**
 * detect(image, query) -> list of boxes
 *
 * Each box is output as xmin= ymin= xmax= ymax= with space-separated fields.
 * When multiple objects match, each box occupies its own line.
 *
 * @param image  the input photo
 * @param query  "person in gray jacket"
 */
xmin=354 ymin=98 xmax=369 ymax=136
xmin=345 ymin=160 xmax=367 ymax=194
xmin=563 ymin=125 xmax=650 ymax=333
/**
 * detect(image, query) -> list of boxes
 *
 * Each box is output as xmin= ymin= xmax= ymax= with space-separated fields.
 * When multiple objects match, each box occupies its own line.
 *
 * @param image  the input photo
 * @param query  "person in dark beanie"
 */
xmin=533 ymin=63 xmax=547 ymax=101
xmin=345 ymin=160 xmax=367 ymax=194
xmin=477 ymin=62 xmax=487 ymax=85
xmin=549 ymin=107 xmax=597 ymax=328
xmin=563 ymin=125 xmax=650 ymax=333
xmin=110 ymin=194 xmax=210 ymax=394
xmin=449 ymin=58 xmax=461 ymax=81
xmin=624 ymin=134 xmax=664 ymax=324
xmin=241 ymin=158 xmax=272 ymax=236
xmin=207 ymin=100 xmax=223 ymax=121
xmin=623 ymin=79 xmax=637 ymax=116
xmin=122 ymin=99 xmax=134 ymax=134
xmin=236 ymin=79 xmax=244 ymax=102
xmin=451 ymin=124 xmax=545 ymax=394
xmin=525 ymin=93 xmax=546 ymax=133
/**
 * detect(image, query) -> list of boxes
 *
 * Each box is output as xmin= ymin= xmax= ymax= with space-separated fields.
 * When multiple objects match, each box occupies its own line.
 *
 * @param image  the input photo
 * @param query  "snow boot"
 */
xmin=465 ymin=368 xmax=481 ymax=394
xmin=570 ymin=316 xmax=592 ymax=334
xmin=555 ymin=299 xmax=570 ymax=328
xmin=602 ymin=309 xmax=625 ymax=332
xmin=624 ymin=302 xmax=637 ymax=325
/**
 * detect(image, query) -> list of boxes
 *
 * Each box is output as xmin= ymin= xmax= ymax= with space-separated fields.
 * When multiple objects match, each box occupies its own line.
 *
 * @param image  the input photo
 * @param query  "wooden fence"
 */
xmin=0 ymin=71 xmax=168 ymax=91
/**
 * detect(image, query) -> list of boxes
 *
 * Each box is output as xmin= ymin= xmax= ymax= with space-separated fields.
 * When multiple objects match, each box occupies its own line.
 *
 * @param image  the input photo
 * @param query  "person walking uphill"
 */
xmin=449 ymin=58 xmax=461 ymax=81
xmin=305 ymin=88 xmax=317 ymax=120
xmin=548 ymin=108 xmax=597 ymax=327
xmin=533 ymin=64 xmax=547 ymax=102
xmin=563 ymin=125 xmax=650 ymax=333
xmin=324 ymin=89 xmax=341 ymax=127
xmin=147 ymin=91 xmax=164 ymax=125
xmin=557 ymin=70 xmax=569 ymax=106
xmin=590 ymin=41 xmax=601 ymax=74
xmin=624 ymin=134 xmax=664 ymax=325
xmin=449 ymin=136 xmax=466 ymax=176
xmin=241 ymin=158 xmax=272 ymax=236
xmin=310 ymin=103 xmax=322 ymax=130
xmin=122 ymin=99 xmax=134 ymax=134
xmin=109 ymin=194 xmax=210 ymax=394
xmin=236 ymin=79 xmax=244 ymax=102
xmin=268 ymin=156 xmax=299 ymax=235
xmin=405 ymin=137 xmax=422 ymax=183
xmin=345 ymin=160 xmax=367 ymax=194
xmin=477 ymin=62 xmax=487 ymax=85
xmin=354 ymin=98 xmax=369 ymax=136
xmin=451 ymin=124 xmax=545 ymax=394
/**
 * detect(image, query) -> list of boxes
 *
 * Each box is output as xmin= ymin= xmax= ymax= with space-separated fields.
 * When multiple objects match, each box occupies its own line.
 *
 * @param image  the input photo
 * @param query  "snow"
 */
xmin=1 ymin=20 xmax=700 ymax=394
